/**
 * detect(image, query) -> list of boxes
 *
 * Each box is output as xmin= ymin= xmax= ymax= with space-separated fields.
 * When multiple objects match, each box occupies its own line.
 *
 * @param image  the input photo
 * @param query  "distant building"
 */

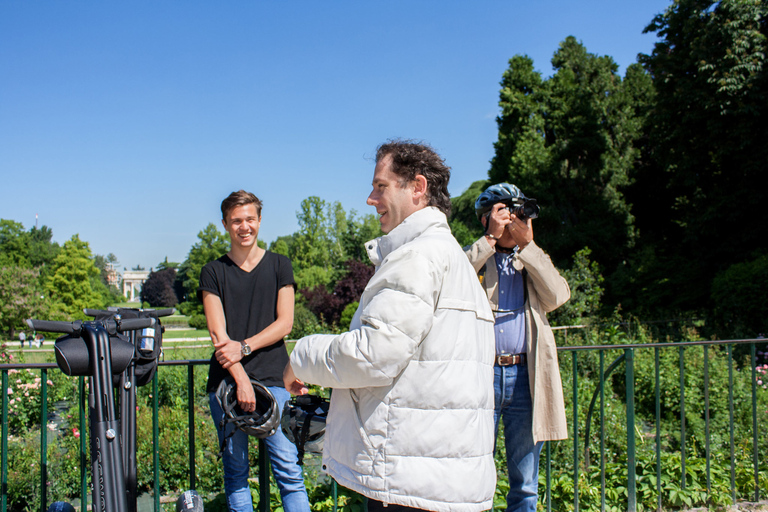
xmin=123 ymin=270 xmax=150 ymax=302
xmin=105 ymin=263 xmax=120 ymax=288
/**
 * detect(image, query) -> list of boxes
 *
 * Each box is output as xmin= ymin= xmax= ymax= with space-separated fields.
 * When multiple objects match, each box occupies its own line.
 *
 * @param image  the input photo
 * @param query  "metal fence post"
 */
xmin=40 ymin=369 xmax=48 ymax=512
xmin=625 ymin=348 xmax=636 ymax=512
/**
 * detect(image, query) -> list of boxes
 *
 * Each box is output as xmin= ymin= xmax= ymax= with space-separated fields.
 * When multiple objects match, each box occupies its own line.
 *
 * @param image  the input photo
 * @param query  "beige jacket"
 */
xmin=465 ymin=236 xmax=570 ymax=443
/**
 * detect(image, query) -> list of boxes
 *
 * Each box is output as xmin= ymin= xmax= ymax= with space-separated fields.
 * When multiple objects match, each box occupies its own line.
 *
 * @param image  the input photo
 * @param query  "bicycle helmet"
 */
xmin=281 ymin=394 xmax=330 ymax=465
xmin=474 ymin=183 xmax=527 ymax=218
xmin=215 ymin=377 xmax=280 ymax=441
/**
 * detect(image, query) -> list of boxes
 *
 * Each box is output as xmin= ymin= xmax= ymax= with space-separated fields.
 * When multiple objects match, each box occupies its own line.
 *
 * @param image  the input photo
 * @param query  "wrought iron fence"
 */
xmin=1 ymin=336 xmax=766 ymax=512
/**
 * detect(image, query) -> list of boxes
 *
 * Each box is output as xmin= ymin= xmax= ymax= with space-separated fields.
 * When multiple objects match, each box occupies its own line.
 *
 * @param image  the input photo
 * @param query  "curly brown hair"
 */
xmin=375 ymin=139 xmax=452 ymax=217
xmin=221 ymin=190 xmax=263 ymax=221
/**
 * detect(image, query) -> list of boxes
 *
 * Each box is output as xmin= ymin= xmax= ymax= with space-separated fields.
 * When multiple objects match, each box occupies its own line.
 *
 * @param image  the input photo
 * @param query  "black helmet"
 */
xmin=175 ymin=490 xmax=204 ymax=512
xmin=215 ymin=377 xmax=280 ymax=440
xmin=474 ymin=183 xmax=526 ymax=218
xmin=281 ymin=394 xmax=330 ymax=465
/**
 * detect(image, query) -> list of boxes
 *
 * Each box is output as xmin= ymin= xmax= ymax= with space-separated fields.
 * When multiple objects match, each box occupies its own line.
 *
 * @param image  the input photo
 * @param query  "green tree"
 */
xmin=0 ymin=220 xmax=31 ymax=268
xmin=636 ymin=0 xmax=768 ymax=316
xmin=27 ymin=225 xmax=59 ymax=270
xmin=0 ymin=266 xmax=46 ymax=337
xmin=178 ymin=223 xmax=230 ymax=306
xmin=44 ymin=235 xmax=105 ymax=319
xmin=473 ymin=38 xmax=652 ymax=311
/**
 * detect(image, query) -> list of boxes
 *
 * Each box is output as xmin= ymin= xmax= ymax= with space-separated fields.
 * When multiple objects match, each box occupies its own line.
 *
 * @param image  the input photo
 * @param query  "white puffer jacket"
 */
xmin=290 ymin=207 xmax=496 ymax=512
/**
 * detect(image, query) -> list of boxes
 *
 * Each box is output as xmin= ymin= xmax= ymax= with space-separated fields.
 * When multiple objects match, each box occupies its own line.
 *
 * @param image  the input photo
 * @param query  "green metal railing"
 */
xmin=547 ymin=337 xmax=767 ymax=512
xmin=1 ymin=336 xmax=766 ymax=512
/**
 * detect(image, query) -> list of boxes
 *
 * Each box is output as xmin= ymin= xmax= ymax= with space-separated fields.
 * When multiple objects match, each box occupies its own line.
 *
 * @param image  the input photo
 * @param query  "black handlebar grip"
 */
xmin=152 ymin=308 xmax=175 ymax=317
xmin=26 ymin=319 xmax=79 ymax=334
xmin=115 ymin=318 xmax=153 ymax=332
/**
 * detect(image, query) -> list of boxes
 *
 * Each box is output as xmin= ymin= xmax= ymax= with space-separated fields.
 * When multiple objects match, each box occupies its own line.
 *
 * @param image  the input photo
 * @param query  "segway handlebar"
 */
xmin=83 ymin=307 xmax=175 ymax=318
xmin=27 ymin=317 xmax=153 ymax=335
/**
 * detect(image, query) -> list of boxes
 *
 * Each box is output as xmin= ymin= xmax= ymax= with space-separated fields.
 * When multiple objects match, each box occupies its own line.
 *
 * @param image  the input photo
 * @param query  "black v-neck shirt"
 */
xmin=198 ymin=251 xmax=296 ymax=391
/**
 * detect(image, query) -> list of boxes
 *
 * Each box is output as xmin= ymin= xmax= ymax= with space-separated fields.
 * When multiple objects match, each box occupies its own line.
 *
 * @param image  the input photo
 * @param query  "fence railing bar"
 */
xmin=40 ymin=369 xmax=48 ymax=512
xmin=679 ymin=347 xmax=686 ymax=491
xmin=546 ymin=440 xmax=551 ymax=512
xmin=728 ymin=345 xmax=736 ymax=504
xmin=187 ymin=364 xmax=196 ymax=491
xmin=625 ymin=348 xmax=636 ymax=512
xmin=654 ymin=347 xmax=661 ymax=512
xmin=153 ymin=371 xmax=160 ymax=512
xmin=79 ymin=377 xmax=87 ymax=512
xmin=572 ymin=352 xmax=579 ymax=512
xmin=704 ymin=345 xmax=711 ymax=502
xmin=599 ymin=350 xmax=606 ymax=512
xmin=751 ymin=343 xmax=759 ymax=502
xmin=2 ymin=371 xmax=8 ymax=512
xmin=558 ymin=337 xmax=764 ymax=352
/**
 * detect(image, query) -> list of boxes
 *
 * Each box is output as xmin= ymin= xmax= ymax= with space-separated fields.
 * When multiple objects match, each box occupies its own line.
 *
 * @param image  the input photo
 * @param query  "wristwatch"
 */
xmin=240 ymin=341 xmax=252 ymax=356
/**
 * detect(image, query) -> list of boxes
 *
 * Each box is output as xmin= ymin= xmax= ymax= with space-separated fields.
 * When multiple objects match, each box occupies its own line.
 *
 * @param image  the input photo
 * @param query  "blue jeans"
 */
xmin=494 ymin=364 xmax=543 ymax=512
xmin=209 ymin=386 xmax=310 ymax=512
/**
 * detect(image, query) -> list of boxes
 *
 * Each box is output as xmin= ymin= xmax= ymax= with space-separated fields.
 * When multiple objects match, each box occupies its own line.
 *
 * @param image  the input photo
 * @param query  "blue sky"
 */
xmin=1 ymin=1 xmax=670 ymax=271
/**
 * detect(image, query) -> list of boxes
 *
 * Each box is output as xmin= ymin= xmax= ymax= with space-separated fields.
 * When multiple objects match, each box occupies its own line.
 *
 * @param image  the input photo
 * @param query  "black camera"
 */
xmin=506 ymin=199 xmax=540 ymax=221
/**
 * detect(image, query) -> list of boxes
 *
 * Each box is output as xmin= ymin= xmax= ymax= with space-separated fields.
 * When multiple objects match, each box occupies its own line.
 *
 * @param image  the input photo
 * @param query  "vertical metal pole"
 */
xmin=153 ymin=371 xmax=160 ymax=512
xmin=79 ymin=377 xmax=87 ymax=512
xmin=625 ymin=348 xmax=636 ymax=512
xmin=704 ymin=346 xmax=711 ymax=500
xmin=258 ymin=439 xmax=269 ymax=512
xmin=40 ymin=369 xmax=48 ymax=512
xmin=332 ymin=480 xmax=338 ymax=512
xmin=728 ymin=345 xmax=736 ymax=504
xmin=679 ymin=346 xmax=686 ymax=491
xmin=600 ymin=350 xmax=605 ymax=512
xmin=751 ymin=343 xmax=758 ymax=502
xmin=655 ymin=347 xmax=661 ymax=512
xmin=546 ymin=441 xmax=552 ymax=512
xmin=573 ymin=352 xmax=579 ymax=512
xmin=2 ymin=371 xmax=9 ymax=512
xmin=187 ymin=364 xmax=196 ymax=490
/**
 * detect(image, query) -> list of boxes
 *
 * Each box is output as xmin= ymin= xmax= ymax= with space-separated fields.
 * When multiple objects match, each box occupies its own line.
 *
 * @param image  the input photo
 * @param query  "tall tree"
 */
xmin=178 ymin=223 xmax=230 ymax=304
xmin=483 ymin=38 xmax=651 ymax=308
xmin=141 ymin=268 xmax=179 ymax=308
xmin=0 ymin=220 xmax=31 ymax=268
xmin=637 ymin=0 xmax=768 ymax=312
xmin=45 ymin=235 xmax=105 ymax=319
xmin=0 ymin=266 xmax=46 ymax=337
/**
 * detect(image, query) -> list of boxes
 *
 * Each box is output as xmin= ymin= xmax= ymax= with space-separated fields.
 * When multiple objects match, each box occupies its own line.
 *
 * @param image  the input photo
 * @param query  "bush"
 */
xmin=188 ymin=314 xmax=208 ymax=330
xmin=711 ymin=253 xmax=768 ymax=338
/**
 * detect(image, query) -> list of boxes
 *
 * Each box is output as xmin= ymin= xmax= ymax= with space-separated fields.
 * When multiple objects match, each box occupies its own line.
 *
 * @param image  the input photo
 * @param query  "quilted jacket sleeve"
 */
xmin=290 ymin=247 xmax=441 ymax=389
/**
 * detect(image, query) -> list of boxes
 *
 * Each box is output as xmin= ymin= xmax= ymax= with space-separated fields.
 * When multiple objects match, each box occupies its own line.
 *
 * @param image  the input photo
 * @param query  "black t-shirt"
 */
xmin=198 ymin=251 xmax=296 ymax=392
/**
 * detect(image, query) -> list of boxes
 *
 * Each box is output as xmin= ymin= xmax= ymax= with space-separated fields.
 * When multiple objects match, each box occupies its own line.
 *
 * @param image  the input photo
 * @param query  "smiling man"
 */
xmin=199 ymin=190 xmax=309 ymax=512
xmin=284 ymin=141 xmax=497 ymax=512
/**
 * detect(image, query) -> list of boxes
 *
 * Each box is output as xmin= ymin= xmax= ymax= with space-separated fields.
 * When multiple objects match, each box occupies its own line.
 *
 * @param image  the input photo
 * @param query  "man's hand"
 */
xmin=214 ymin=336 xmax=243 ymax=370
xmin=483 ymin=203 xmax=512 ymax=245
xmin=507 ymin=213 xmax=533 ymax=250
xmin=283 ymin=362 xmax=308 ymax=396
xmin=235 ymin=377 xmax=257 ymax=412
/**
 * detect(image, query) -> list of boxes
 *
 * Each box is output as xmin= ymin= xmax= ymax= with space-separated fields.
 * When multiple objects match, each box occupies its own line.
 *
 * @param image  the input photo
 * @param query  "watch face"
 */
xmin=241 ymin=343 xmax=252 ymax=356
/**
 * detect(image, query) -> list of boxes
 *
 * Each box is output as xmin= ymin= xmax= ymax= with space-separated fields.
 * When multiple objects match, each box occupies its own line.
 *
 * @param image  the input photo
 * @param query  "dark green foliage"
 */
xmin=486 ymin=40 xmax=646 ymax=279
xmin=141 ymin=267 xmax=180 ymax=308
xmin=635 ymin=0 xmax=768 ymax=314
xmin=710 ymin=253 xmax=768 ymax=338
xmin=548 ymin=248 xmax=605 ymax=327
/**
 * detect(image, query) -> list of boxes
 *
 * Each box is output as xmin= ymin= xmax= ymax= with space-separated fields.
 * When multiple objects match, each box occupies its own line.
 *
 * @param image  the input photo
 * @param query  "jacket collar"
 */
xmin=364 ymin=207 xmax=447 ymax=266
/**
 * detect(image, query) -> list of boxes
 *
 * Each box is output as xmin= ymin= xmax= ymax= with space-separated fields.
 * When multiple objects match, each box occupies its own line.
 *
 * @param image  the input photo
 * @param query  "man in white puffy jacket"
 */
xmin=284 ymin=140 xmax=497 ymax=512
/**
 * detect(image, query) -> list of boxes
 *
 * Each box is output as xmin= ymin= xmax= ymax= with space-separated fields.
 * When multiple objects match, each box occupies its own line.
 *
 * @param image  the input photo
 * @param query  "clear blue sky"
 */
xmin=0 ymin=1 xmax=670 ymax=271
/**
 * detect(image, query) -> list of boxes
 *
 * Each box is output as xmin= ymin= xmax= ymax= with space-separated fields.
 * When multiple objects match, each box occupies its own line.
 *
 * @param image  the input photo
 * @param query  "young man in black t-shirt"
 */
xmin=198 ymin=190 xmax=309 ymax=512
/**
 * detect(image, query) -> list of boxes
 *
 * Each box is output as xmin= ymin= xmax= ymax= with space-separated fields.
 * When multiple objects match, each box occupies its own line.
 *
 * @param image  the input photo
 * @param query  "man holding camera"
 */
xmin=464 ymin=183 xmax=570 ymax=512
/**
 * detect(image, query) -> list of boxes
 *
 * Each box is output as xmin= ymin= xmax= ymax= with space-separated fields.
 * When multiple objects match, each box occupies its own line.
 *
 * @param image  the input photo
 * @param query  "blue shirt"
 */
xmin=493 ymin=252 xmax=527 ymax=355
